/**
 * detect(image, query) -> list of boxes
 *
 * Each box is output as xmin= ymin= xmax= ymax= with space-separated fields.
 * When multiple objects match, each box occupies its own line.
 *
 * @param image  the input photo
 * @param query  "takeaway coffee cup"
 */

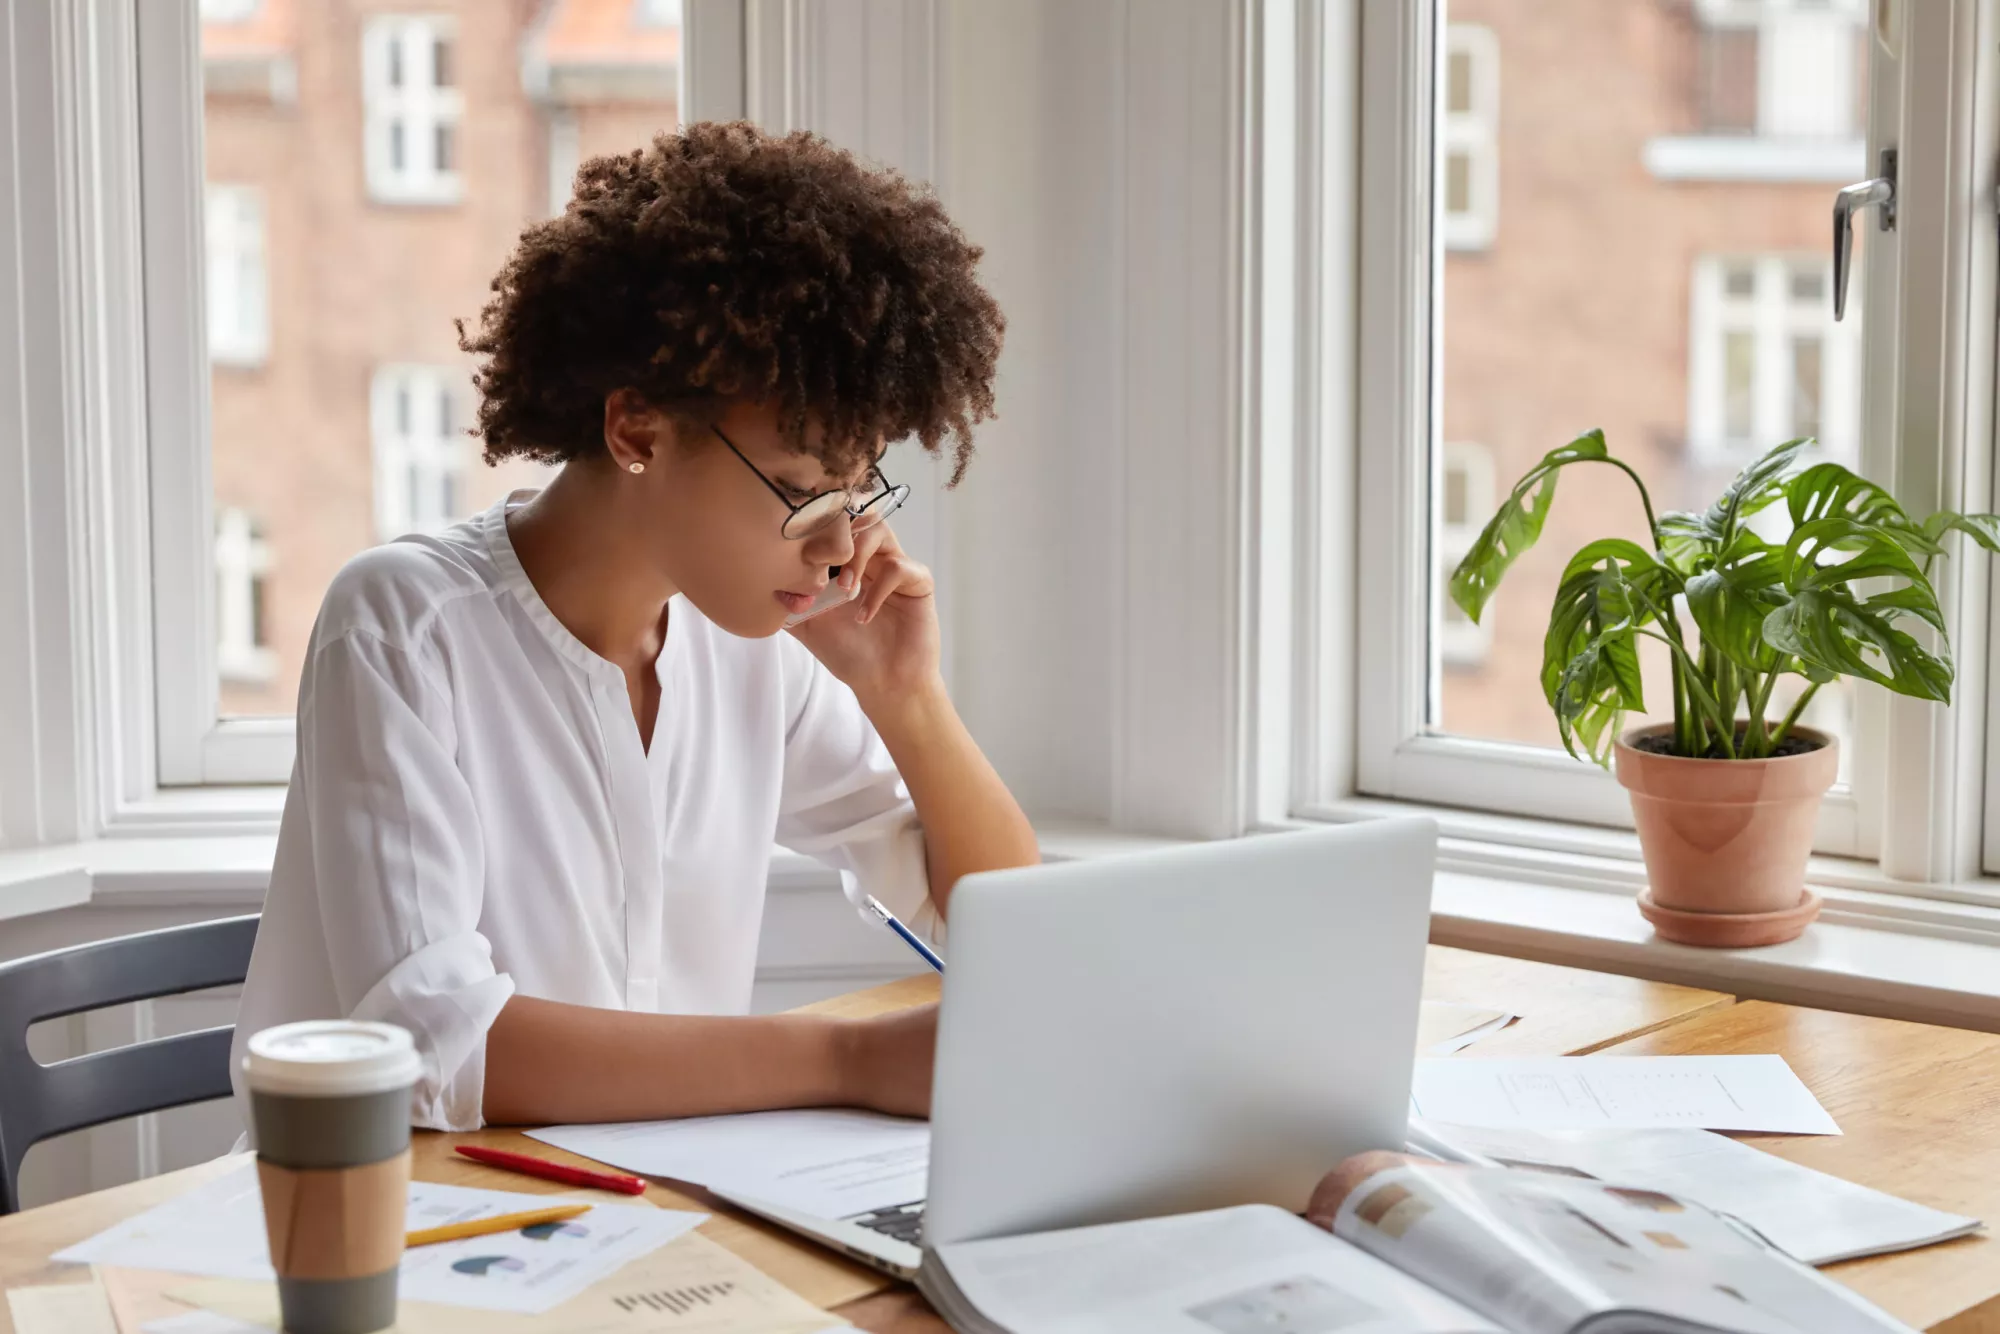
xmin=242 ymin=1021 xmax=421 ymax=1334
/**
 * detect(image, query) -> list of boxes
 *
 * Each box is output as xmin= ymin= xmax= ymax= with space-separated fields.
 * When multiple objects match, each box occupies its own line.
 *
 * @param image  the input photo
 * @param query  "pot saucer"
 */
xmin=1636 ymin=888 xmax=1821 ymax=948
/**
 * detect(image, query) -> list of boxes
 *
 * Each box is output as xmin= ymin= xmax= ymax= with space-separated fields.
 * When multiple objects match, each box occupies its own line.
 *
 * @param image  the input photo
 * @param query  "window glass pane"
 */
xmin=1432 ymin=1 xmax=1864 ymax=767
xmin=200 ymin=2 xmax=682 ymax=717
xmin=1444 ymin=150 xmax=1473 ymax=217
xmin=1447 ymin=49 xmax=1475 ymax=114
xmin=1724 ymin=330 xmax=1756 ymax=439
xmin=1790 ymin=334 xmax=1822 ymax=440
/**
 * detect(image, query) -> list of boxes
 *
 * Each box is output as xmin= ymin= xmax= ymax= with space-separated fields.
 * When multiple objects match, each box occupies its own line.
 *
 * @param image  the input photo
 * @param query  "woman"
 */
xmin=230 ymin=122 xmax=1037 ymax=1133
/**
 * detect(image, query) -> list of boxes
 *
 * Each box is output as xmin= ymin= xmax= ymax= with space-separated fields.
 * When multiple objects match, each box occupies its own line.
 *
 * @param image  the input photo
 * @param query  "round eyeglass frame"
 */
xmin=711 ymin=425 xmax=911 ymax=540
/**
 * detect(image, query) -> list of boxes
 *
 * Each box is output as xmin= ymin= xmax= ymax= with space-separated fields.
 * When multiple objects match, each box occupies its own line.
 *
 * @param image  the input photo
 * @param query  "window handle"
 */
xmin=1834 ymin=148 xmax=1896 ymax=322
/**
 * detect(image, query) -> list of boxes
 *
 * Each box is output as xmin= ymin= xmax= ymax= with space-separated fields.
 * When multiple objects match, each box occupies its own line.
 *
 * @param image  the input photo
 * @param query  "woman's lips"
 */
xmin=776 ymin=589 xmax=820 ymax=615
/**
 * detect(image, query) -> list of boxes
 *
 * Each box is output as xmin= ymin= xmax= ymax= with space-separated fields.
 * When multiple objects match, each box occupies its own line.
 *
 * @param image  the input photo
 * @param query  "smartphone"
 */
xmin=784 ymin=567 xmax=861 ymax=628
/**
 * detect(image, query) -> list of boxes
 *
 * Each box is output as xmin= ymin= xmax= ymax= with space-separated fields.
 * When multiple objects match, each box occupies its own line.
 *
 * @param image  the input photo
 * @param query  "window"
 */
xmin=362 ymin=16 xmax=463 ymax=205
xmin=1436 ymin=443 xmax=1495 ymax=669
xmin=1439 ymin=25 xmax=1497 ymax=252
xmin=1696 ymin=0 xmax=1866 ymax=140
xmin=1688 ymin=255 xmax=1860 ymax=462
xmin=200 ymin=0 xmax=260 ymax=21
xmin=214 ymin=509 xmax=275 ymax=685
xmin=135 ymin=0 xmax=684 ymax=776
xmin=635 ymin=0 xmax=684 ymax=27
xmin=203 ymin=185 xmax=267 ymax=367
xmin=1343 ymin=0 xmax=1908 ymax=853
xmin=371 ymin=367 xmax=468 ymax=541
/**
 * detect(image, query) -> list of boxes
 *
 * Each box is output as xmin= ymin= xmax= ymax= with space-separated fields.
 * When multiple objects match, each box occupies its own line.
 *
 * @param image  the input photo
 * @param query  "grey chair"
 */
xmin=0 ymin=914 xmax=260 ymax=1213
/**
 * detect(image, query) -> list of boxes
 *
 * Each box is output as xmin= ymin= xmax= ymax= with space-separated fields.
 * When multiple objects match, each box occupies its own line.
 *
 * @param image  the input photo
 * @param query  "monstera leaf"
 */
xmin=1685 ymin=530 xmax=1786 ymax=674
xmin=1541 ymin=540 xmax=1675 ymax=764
xmin=1450 ymin=430 xmax=1610 ymax=625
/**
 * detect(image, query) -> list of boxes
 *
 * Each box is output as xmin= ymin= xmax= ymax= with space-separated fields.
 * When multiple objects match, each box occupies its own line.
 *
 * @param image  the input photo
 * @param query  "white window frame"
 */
xmin=203 ymin=183 xmax=267 ymax=367
xmin=1438 ymin=24 xmax=1497 ymax=253
xmin=119 ymin=0 xmax=745 ymax=797
xmin=1435 ymin=441 xmax=1495 ymax=669
xmin=199 ymin=0 xmax=260 ymax=22
xmin=213 ymin=508 xmax=275 ymax=685
xmin=360 ymin=15 xmax=464 ymax=207
xmin=1293 ymin=0 xmax=2000 ymax=898
xmin=1686 ymin=253 xmax=1862 ymax=463
xmin=370 ymin=365 xmax=468 ymax=541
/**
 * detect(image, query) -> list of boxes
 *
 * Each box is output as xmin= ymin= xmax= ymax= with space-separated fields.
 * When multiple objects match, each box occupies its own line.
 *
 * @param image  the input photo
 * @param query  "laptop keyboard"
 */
xmin=848 ymin=1201 xmax=925 ymax=1247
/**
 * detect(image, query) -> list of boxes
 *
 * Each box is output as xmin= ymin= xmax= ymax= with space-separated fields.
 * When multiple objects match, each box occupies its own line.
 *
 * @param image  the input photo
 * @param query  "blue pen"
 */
xmin=863 ymin=894 xmax=946 ymax=973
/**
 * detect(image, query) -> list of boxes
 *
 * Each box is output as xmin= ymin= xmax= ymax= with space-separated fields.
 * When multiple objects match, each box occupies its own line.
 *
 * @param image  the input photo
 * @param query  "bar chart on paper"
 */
xmin=615 ymin=1281 xmax=737 ymax=1315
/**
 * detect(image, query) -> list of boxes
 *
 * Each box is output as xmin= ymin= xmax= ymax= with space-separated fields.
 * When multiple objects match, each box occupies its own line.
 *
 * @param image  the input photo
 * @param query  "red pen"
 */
xmin=455 ymin=1144 xmax=649 ymax=1195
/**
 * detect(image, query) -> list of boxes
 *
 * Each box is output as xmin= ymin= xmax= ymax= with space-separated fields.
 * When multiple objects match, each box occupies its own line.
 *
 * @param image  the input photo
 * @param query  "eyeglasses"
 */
xmin=711 ymin=425 xmax=910 ymax=540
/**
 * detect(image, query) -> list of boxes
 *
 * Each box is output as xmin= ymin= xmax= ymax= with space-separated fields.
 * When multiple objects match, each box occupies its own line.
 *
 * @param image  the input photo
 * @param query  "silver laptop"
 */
xmin=712 ymin=818 xmax=1437 ymax=1275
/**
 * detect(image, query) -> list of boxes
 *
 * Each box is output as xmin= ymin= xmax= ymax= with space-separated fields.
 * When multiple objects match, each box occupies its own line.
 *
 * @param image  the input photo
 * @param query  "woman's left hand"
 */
xmin=788 ymin=522 xmax=942 ymax=708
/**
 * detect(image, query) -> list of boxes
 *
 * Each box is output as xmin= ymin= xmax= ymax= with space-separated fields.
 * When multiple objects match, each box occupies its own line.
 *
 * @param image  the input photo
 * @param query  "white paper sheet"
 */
xmin=1413 ymin=1121 xmax=1979 ymax=1265
xmin=6 ymin=1280 xmax=119 ymax=1334
xmin=54 ymin=1163 xmax=704 ymax=1315
xmin=1410 ymin=1056 xmax=1841 ymax=1135
xmin=143 ymin=1316 xmax=263 ymax=1334
xmin=530 ymin=1109 xmax=930 ymax=1219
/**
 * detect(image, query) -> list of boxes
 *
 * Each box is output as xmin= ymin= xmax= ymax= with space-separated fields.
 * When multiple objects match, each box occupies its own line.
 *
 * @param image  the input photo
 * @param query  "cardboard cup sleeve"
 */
xmin=257 ymin=1149 xmax=411 ymax=1281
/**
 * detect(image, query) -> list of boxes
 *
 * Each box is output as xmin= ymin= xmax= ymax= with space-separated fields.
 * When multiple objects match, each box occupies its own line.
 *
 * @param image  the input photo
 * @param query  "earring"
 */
xmin=628 ymin=462 xmax=645 ymax=474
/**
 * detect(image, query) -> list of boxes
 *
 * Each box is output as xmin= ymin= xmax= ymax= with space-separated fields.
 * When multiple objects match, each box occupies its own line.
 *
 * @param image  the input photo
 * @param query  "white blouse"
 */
xmin=229 ymin=492 xmax=936 ymax=1133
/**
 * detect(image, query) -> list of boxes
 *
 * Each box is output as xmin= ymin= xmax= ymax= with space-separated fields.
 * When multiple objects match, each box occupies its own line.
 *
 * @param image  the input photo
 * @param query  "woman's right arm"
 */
xmin=481 ymin=995 xmax=938 ymax=1125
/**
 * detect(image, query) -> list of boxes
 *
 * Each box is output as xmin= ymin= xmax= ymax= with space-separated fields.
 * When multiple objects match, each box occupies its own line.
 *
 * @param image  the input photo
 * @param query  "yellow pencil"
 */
xmin=405 ymin=1202 xmax=593 ymax=1248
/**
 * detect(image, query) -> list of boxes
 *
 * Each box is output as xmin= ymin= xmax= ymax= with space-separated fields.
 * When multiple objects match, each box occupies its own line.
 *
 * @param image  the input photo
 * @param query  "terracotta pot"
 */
xmin=1613 ymin=724 xmax=1836 ymax=946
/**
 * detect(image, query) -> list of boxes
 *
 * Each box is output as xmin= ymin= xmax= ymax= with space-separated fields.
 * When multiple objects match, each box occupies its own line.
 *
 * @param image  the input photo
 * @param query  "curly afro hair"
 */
xmin=457 ymin=121 xmax=1003 ymax=485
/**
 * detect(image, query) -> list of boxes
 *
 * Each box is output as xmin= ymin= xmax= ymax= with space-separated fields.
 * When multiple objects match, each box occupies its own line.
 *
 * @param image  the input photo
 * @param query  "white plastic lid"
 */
xmin=241 ymin=1021 xmax=422 ymax=1097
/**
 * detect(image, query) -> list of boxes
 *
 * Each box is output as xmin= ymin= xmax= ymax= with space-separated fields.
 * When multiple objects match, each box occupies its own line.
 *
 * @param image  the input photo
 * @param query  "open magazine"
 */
xmin=916 ymin=1156 xmax=1917 ymax=1334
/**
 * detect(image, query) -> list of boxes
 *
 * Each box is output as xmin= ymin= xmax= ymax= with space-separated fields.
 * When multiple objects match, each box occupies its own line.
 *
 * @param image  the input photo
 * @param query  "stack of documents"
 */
xmin=53 ymin=1163 xmax=703 ymax=1316
xmin=147 ymin=1233 xmax=852 ymax=1334
xmin=1412 ymin=1120 xmax=1980 ymax=1266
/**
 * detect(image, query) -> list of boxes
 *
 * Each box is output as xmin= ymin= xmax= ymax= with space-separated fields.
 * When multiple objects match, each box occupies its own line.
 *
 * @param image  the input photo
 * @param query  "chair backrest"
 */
xmin=0 ymin=914 xmax=260 ymax=1214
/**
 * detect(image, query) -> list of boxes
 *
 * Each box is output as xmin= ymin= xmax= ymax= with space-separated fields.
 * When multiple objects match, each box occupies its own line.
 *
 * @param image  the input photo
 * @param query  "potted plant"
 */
xmin=1450 ymin=431 xmax=2000 ymax=946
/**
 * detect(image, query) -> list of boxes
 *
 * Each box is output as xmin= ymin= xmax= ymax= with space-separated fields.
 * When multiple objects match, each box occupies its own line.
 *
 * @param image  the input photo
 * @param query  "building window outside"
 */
xmin=1440 ymin=24 xmax=1499 ymax=252
xmin=547 ymin=110 xmax=581 ymax=218
xmin=215 ymin=508 xmax=276 ymax=684
xmin=362 ymin=16 xmax=463 ymax=205
xmin=204 ymin=184 xmax=268 ymax=367
xmin=1696 ymin=0 xmax=1866 ymax=140
xmin=1688 ymin=254 xmax=1859 ymax=462
xmin=634 ymin=0 xmax=683 ymax=27
xmin=371 ymin=366 xmax=469 ymax=541
xmin=1437 ymin=441 xmax=1496 ymax=669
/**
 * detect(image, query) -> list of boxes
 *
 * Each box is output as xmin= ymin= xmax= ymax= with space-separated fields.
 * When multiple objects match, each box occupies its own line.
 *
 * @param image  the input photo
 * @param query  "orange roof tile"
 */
xmin=199 ymin=0 xmax=296 ymax=59
xmin=540 ymin=0 xmax=679 ymax=66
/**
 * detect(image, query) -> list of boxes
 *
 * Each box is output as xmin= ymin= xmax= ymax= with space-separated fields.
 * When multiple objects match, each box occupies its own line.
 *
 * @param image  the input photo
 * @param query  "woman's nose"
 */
xmin=803 ymin=514 xmax=856 ymax=567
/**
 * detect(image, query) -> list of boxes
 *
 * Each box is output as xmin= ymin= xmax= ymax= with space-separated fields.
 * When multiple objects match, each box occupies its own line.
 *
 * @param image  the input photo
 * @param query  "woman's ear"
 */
xmin=602 ymin=389 xmax=670 ymax=473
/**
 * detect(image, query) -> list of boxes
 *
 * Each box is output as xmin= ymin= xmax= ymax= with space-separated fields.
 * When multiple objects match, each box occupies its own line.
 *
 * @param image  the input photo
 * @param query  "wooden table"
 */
xmin=1600 ymin=999 xmax=2000 ymax=1334
xmin=0 ymin=945 xmax=1735 ymax=1333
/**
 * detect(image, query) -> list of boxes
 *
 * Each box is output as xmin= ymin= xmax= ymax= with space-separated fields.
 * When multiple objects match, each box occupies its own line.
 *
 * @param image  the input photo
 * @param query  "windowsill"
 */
xmin=1642 ymin=135 xmax=1865 ymax=183
xmin=9 ymin=811 xmax=2000 ymax=1032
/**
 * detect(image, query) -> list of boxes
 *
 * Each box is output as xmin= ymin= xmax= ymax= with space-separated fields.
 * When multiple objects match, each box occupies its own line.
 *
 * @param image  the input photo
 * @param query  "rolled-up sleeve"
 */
xmin=300 ymin=629 xmax=516 ymax=1131
xmin=773 ymin=644 xmax=940 ymax=945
